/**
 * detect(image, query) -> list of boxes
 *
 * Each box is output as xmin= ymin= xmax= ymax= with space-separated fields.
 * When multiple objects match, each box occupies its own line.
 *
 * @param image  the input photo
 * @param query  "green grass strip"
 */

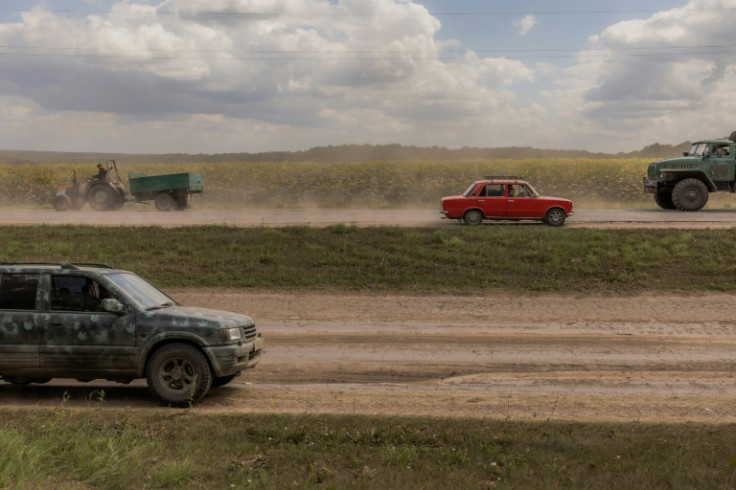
xmin=2 ymin=224 xmax=735 ymax=292
xmin=1 ymin=407 xmax=735 ymax=489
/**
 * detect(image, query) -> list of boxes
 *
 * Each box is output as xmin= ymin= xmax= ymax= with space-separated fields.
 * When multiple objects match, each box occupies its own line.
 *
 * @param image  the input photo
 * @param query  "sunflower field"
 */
xmin=0 ymin=157 xmax=654 ymax=208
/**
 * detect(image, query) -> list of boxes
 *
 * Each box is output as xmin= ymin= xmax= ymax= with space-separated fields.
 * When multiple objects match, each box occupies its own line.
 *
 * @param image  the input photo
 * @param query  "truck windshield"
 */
xmin=105 ymin=272 xmax=176 ymax=310
xmin=687 ymin=143 xmax=708 ymax=156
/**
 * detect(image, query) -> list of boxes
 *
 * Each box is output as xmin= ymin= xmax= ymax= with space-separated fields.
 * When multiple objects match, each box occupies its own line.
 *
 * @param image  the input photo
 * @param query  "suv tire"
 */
xmin=146 ymin=343 xmax=213 ymax=406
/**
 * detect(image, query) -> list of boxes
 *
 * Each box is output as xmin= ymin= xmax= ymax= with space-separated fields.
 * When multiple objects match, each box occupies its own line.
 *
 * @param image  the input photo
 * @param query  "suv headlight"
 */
xmin=218 ymin=327 xmax=242 ymax=342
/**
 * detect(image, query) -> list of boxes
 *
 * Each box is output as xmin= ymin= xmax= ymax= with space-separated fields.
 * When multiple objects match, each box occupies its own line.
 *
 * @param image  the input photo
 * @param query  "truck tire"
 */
xmin=154 ymin=192 xmax=175 ymax=211
xmin=671 ymin=178 xmax=709 ymax=211
xmin=87 ymin=184 xmax=116 ymax=211
xmin=654 ymin=189 xmax=676 ymax=210
xmin=146 ymin=343 xmax=213 ymax=406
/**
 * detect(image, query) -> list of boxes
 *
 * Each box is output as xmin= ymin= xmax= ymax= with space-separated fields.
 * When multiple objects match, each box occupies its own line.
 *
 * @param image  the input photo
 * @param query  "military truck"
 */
xmin=643 ymin=133 xmax=736 ymax=211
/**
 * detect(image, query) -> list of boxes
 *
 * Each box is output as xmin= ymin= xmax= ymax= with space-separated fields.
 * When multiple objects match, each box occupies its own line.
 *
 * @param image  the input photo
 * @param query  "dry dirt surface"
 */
xmin=4 ymin=290 xmax=736 ymax=423
xmin=4 ymin=207 xmax=736 ymax=228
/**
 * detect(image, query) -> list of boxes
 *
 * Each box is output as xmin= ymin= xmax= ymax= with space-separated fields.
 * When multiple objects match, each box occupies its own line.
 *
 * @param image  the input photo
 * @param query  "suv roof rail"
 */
xmin=0 ymin=261 xmax=113 ymax=269
xmin=483 ymin=175 xmax=523 ymax=180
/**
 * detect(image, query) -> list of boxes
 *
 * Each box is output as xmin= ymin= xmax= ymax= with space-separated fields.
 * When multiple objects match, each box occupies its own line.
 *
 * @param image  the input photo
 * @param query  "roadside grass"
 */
xmin=2 ymin=224 xmax=736 ymax=292
xmin=1 ymin=407 xmax=735 ymax=489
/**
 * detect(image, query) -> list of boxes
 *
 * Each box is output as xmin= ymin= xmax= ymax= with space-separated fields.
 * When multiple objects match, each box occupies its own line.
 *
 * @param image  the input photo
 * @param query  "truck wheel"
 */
xmin=155 ymin=193 xmax=175 ymax=211
xmin=88 ymin=184 xmax=115 ymax=211
xmin=654 ymin=189 xmax=675 ymax=210
xmin=462 ymin=209 xmax=484 ymax=226
xmin=671 ymin=178 xmax=708 ymax=211
xmin=544 ymin=208 xmax=566 ymax=226
xmin=146 ymin=343 xmax=213 ymax=406
xmin=53 ymin=194 xmax=71 ymax=211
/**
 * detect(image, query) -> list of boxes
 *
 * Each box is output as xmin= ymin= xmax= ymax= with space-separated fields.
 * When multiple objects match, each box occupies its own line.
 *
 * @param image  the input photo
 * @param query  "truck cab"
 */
xmin=643 ymin=139 xmax=736 ymax=211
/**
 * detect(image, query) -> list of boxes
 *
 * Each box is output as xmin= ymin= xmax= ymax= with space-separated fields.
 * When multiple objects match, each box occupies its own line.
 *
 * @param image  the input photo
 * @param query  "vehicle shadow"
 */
xmin=0 ymin=380 xmax=243 ymax=409
xmin=0 ymin=380 xmax=157 ymax=408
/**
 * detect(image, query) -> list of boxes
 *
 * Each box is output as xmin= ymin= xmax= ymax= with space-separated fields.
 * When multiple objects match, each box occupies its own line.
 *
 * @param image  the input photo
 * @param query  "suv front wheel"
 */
xmin=146 ymin=343 xmax=213 ymax=406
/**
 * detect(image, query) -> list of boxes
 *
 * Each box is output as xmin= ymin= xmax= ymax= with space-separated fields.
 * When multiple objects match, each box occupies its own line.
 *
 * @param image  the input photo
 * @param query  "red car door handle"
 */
xmin=508 ymin=199 xmax=514 ymax=203
xmin=478 ymin=199 xmax=485 ymax=202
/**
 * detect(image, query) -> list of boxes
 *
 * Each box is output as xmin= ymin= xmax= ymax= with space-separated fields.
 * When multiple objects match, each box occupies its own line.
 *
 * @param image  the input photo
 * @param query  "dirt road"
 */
xmin=4 ymin=291 xmax=736 ymax=422
xmin=4 ymin=207 xmax=736 ymax=228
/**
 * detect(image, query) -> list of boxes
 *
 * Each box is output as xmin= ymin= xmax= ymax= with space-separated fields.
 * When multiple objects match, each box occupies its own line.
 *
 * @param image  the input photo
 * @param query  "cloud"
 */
xmin=0 ymin=0 xmax=542 ymax=152
xmin=513 ymin=15 xmax=537 ymax=36
xmin=542 ymin=0 xmax=736 ymax=150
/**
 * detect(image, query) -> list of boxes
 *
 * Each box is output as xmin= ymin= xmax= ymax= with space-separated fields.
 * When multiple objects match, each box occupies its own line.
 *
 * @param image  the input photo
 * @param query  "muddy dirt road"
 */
xmin=4 ymin=208 xmax=736 ymax=228
xmin=4 ymin=291 xmax=736 ymax=423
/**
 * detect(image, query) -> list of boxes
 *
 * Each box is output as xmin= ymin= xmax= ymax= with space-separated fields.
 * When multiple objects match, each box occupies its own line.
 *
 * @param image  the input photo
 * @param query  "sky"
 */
xmin=0 ymin=0 xmax=735 ymax=154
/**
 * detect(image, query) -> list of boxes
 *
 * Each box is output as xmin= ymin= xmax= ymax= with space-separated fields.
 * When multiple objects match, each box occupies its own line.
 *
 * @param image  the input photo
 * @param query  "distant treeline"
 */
xmin=0 ymin=142 xmax=692 ymax=165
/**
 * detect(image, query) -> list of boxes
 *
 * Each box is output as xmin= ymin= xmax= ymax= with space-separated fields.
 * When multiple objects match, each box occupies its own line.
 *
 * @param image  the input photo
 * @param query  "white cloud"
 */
xmin=0 ymin=0 xmax=542 ymax=152
xmin=513 ymin=15 xmax=537 ymax=36
xmin=541 ymin=0 xmax=736 ymax=151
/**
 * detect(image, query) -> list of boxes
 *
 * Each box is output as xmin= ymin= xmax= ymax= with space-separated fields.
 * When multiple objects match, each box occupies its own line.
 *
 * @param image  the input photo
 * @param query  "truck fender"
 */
xmin=660 ymin=169 xmax=716 ymax=191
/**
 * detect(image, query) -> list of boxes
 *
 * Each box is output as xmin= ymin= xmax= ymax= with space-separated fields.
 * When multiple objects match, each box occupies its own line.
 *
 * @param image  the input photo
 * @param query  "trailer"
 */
xmin=53 ymin=160 xmax=203 ymax=211
xmin=129 ymin=172 xmax=204 ymax=211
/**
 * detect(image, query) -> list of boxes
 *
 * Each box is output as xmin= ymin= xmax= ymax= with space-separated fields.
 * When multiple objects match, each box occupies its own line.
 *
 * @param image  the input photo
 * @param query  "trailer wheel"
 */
xmin=154 ymin=192 xmax=175 ymax=211
xmin=174 ymin=195 xmax=188 ymax=210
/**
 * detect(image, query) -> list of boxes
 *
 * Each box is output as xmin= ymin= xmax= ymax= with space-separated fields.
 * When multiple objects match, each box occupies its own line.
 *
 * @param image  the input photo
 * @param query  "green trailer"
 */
xmin=128 ymin=172 xmax=203 ymax=211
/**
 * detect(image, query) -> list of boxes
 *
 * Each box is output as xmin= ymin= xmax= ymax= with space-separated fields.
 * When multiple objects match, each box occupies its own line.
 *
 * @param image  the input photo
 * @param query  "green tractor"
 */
xmin=53 ymin=160 xmax=128 ymax=211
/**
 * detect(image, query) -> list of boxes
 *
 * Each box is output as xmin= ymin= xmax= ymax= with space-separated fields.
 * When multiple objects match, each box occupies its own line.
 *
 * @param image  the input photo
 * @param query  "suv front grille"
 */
xmin=242 ymin=324 xmax=257 ymax=340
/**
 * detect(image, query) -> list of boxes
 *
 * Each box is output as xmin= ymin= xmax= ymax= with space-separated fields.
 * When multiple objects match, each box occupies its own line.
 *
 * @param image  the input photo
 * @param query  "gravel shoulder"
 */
xmin=24 ymin=290 xmax=729 ymax=422
xmin=2 ymin=290 xmax=736 ymax=422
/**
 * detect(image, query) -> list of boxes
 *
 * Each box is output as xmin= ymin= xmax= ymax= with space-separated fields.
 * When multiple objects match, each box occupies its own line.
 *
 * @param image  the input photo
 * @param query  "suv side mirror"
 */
xmin=101 ymin=298 xmax=125 ymax=314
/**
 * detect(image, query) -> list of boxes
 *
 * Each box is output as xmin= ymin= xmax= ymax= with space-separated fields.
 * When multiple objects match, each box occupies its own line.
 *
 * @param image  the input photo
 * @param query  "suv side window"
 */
xmin=0 ymin=274 xmax=39 ymax=310
xmin=50 ymin=275 xmax=113 ymax=312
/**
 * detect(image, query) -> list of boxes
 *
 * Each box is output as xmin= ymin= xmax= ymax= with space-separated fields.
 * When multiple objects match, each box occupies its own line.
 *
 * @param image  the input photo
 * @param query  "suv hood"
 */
xmin=141 ymin=305 xmax=254 ymax=328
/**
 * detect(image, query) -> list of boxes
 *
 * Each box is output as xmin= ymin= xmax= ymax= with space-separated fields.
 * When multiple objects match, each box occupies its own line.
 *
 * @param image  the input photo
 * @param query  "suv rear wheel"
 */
xmin=146 ymin=343 xmax=213 ymax=406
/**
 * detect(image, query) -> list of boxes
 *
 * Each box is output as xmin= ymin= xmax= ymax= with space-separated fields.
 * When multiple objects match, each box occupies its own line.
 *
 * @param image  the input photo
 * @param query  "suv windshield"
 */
xmin=105 ymin=272 xmax=175 ymax=310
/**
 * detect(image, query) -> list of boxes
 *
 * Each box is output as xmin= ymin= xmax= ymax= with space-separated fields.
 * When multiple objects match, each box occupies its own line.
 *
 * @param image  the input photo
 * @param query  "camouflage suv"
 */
xmin=0 ymin=262 xmax=263 ymax=405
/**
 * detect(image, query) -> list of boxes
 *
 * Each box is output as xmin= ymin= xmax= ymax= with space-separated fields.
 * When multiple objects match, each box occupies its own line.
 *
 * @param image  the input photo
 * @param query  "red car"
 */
xmin=440 ymin=177 xmax=573 ymax=226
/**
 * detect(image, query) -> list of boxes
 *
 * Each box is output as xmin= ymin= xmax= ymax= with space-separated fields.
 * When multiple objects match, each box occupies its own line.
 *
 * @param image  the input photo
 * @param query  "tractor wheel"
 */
xmin=155 ymin=193 xmax=176 ymax=211
xmin=53 ymin=194 xmax=71 ymax=211
xmin=88 ymin=184 xmax=116 ymax=211
xmin=654 ymin=189 xmax=675 ymax=210
xmin=671 ymin=178 xmax=708 ymax=212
